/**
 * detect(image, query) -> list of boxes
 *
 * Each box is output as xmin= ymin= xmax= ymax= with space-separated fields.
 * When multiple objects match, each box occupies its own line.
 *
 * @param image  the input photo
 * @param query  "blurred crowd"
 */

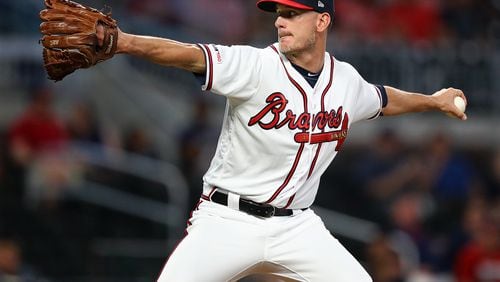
xmin=0 ymin=0 xmax=499 ymax=281
xmin=117 ymin=0 xmax=500 ymax=47
xmin=0 ymin=85 xmax=169 ymax=280
xmin=1 ymin=0 xmax=500 ymax=47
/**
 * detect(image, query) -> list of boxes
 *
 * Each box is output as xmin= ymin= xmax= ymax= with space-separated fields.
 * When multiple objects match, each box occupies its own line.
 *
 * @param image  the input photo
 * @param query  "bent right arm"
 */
xmin=115 ymin=29 xmax=206 ymax=74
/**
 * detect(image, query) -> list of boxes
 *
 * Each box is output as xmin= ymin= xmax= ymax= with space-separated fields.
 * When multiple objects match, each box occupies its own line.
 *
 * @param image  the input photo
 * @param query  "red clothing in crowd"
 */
xmin=455 ymin=243 xmax=500 ymax=282
xmin=9 ymin=110 xmax=68 ymax=154
xmin=381 ymin=0 xmax=443 ymax=44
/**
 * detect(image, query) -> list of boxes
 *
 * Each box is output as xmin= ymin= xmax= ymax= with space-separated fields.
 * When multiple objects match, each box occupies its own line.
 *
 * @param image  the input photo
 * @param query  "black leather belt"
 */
xmin=210 ymin=190 xmax=306 ymax=218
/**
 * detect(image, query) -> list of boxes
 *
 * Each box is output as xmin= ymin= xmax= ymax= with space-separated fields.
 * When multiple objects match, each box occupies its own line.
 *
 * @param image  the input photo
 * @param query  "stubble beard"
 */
xmin=279 ymin=32 xmax=316 ymax=56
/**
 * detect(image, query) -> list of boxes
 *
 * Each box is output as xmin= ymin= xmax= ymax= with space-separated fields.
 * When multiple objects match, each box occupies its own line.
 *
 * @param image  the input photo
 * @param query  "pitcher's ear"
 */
xmin=317 ymin=12 xmax=331 ymax=32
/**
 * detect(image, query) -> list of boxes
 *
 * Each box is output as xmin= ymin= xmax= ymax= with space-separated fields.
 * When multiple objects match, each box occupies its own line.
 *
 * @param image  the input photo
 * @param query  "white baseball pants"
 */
xmin=157 ymin=200 xmax=372 ymax=282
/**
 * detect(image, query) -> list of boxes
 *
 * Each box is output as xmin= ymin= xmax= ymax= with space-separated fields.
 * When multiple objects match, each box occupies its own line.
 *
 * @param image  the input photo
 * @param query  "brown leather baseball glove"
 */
xmin=39 ymin=0 xmax=118 ymax=81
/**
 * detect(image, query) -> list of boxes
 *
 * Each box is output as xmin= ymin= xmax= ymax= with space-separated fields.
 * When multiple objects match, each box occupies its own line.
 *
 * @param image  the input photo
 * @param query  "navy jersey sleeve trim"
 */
xmin=375 ymin=84 xmax=388 ymax=108
xmin=194 ymin=44 xmax=208 ymax=86
xmin=367 ymin=84 xmax=387 ymax=120
xmin=195 ymin=44 xmax=213 ymax=91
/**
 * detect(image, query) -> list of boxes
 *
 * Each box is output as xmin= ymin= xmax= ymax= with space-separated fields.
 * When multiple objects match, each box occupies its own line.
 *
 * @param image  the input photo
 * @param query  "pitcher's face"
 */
xmin=275 ymin=5 xmax=318 ymax=56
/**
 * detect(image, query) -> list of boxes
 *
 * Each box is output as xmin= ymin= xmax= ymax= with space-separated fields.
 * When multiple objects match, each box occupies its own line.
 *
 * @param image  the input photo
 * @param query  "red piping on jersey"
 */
xmin=308 ymin=143 xmax=322 ymax=178
xmin=284 ymin=194 xmax=295 ymax=209
xmin=269 ymin=45 xmax=308 ymax=112
xmin=308 ymin=56 xmax=335 ymax=178
xmin=201 ymin=44 xmax=214 ymax=91
xmin=266 ymin=45 xmax=308 ymax=205
xmin=201 ymin=187 xmax=216 ymax=201
xmin=266 ymin=143 xmax=306 ymax=204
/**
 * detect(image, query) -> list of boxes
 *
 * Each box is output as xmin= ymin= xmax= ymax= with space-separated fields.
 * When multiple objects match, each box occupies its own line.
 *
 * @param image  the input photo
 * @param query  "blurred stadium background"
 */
xmin=0 ymin=0 xmax=499 ymax=281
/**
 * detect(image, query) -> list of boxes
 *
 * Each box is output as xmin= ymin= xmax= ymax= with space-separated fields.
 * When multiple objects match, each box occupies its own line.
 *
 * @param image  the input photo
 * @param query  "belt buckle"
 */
xmin=241 ymin=198 xmax=276 ymax=218
xmin=262 ymin=205 xmax=275 ymax=218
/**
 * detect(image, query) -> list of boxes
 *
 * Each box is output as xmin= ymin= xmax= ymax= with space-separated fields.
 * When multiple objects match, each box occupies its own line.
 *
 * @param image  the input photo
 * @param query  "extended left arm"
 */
xmin=382 ymin=86 xmax=467 ymax=121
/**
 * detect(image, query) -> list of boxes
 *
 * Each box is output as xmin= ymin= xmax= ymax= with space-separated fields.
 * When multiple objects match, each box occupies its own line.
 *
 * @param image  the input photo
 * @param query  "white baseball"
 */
xmin=454 ymin=96 xmax=466 ymax=113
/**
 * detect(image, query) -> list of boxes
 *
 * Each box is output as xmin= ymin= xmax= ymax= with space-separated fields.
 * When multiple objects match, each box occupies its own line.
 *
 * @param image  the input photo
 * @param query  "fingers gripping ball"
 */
xmin=39 ymin=0 xmax=118 ymax=81
xmin=446 ymin=96 xmax=467 ymax=119
xmin=454 ymin=96 xmax=466 ymax=113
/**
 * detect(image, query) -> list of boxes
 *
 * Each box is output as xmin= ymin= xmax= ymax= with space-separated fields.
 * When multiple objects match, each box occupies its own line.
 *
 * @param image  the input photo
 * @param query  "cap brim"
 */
xmin=257 ymin=0 xmax=314 ymax=12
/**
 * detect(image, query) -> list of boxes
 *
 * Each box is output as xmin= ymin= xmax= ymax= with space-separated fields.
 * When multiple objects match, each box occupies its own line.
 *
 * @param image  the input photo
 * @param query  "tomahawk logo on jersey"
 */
xmin=198 ymin=43 xmax=386 ymax=209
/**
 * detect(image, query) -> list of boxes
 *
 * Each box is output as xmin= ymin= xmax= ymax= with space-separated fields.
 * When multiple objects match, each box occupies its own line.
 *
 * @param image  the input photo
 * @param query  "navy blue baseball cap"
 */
xmin=257 ymin=0 xmax=334 ymax=17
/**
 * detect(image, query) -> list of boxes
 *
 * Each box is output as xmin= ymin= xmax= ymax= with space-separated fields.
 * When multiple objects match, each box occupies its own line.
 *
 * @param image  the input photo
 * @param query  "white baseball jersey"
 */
xmin=158 ymin=42 xmax=382 ymax=282
xmin=197 ymin=42 xmax=384 ymax=209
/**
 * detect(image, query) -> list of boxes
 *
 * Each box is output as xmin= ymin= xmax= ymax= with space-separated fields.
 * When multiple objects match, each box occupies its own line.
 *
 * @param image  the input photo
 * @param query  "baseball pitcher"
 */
xmin=39 ymin=0 xmax=467 ymax=281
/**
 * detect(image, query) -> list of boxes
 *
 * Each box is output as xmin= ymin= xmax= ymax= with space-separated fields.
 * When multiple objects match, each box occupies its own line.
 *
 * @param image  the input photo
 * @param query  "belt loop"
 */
xmin=208 ymin=187 xmax=217 ymax=200
xmin=292 ymin=209 xmax=305 ymax=216
xmin=227 ymin=192 xmax=240 ymax=211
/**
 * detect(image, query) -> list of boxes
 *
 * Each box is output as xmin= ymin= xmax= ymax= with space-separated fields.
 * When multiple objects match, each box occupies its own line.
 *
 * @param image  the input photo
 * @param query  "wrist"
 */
xmin=116 ymin=30 xmax=130 ymax=54
xmin=430 ymin=91 xmax=446 ymax=112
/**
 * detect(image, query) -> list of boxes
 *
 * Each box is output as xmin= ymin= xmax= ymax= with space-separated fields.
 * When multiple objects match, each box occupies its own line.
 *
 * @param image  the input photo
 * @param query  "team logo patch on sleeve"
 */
xmin=214 ymin=46 xmax=222 ymax=64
